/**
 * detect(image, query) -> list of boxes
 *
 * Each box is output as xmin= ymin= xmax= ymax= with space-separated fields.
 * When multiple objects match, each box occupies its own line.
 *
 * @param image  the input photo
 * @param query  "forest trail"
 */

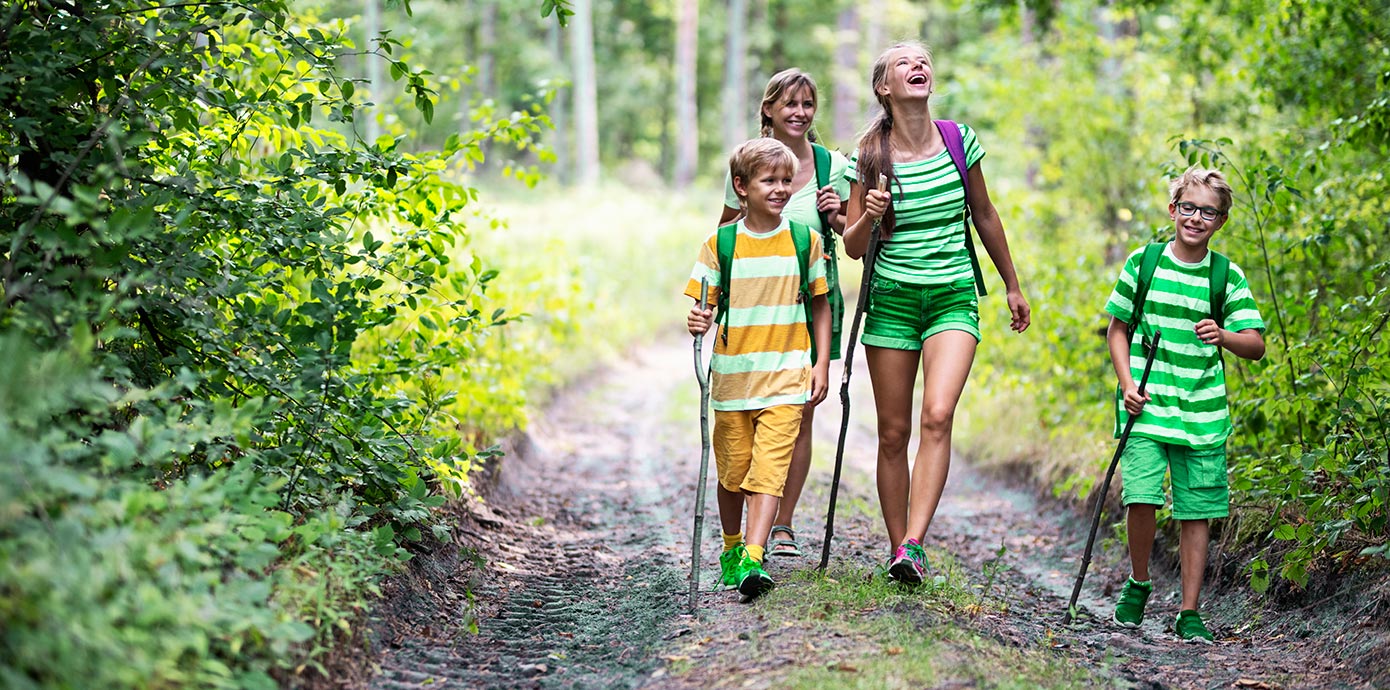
xmin=364 ymin=335 xmax=1385 ymax=689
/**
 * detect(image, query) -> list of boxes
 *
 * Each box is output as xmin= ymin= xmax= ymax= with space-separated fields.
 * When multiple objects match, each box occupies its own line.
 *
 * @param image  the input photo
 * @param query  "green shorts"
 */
xmin=861 ymin=276 xmax=980 ymax=350
xmin=1120 ymin=436 xmax=1229 ymax=520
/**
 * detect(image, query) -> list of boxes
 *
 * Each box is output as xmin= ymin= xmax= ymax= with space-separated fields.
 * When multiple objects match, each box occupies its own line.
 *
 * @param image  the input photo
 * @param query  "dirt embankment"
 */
xmin=360 ymin=337 xmax=1389 ymax=689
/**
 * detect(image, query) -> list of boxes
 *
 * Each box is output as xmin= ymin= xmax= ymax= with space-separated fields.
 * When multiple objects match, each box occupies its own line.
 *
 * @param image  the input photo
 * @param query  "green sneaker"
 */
xmin=736 ymin=555 xmax=774 ymax=600
xmin=718 ymin=544 xmax=745 ymax=590
xmin=1175 ymin=609 xmax=1214 ymax=644
xmin=1112 ymin=576 xmax=1153 ymax=628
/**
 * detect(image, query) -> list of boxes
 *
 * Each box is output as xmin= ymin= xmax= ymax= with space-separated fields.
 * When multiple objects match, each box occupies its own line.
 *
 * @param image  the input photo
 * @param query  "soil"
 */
xmin=362 ymin=336 xmax=1389 ymax=690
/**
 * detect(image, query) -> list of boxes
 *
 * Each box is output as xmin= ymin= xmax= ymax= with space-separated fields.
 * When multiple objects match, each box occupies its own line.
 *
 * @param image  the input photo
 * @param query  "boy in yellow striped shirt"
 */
xmin=685 ymin=138 xmax=831 ymax=599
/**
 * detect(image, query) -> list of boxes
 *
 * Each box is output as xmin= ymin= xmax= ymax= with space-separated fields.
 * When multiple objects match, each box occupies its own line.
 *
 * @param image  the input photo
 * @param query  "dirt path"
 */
xmin=364 ymin=336 xmax=1386 ymax=689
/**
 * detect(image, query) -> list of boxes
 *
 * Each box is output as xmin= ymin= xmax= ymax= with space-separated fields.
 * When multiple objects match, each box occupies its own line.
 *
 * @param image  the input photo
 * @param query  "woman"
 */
xmin=717 ymin=68 xmax=850 ymax=559
xmin=842 ymin=42 xmax=1031 ymax=583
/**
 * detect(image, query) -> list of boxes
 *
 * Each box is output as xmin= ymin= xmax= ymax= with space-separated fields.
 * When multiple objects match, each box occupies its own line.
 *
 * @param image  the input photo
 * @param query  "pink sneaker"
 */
xmin=888 ymin=539 xmax=926 ymax=584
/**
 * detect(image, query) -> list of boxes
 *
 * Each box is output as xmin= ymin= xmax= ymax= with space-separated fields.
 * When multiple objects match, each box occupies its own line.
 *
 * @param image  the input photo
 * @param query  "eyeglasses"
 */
xmin=1175 ymin=201 xmax=1226 ymax=221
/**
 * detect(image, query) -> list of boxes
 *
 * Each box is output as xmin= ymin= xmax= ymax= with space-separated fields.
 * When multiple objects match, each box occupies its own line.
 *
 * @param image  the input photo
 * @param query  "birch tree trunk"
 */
xmin=570 ymin=0 xmax=600 ymax=186
xmin=832 ymin=4 xmax=860 ymax=146
xmin=723 ymin=0 xmax=748 ymax=151
xmin=673 ymin=0 xmax=699 ymax=188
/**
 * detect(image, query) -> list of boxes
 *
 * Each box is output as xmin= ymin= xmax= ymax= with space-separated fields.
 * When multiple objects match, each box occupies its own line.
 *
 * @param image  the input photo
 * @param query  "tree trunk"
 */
xmin=769 ymin=0 xmax=788 ymax=70
xmin=865 ymin=0 xmax=885 ymax=65
xmin=723 ymin=0 xmax=748 ymax=151
xmin=832 ymin=5 xmax=860 ymax=147
xmin=570 ymin=0 xmax=600 ymax=186
xmin=1020 ymin=0 xmax=1041 ymax=191
xmin=478 ymin=0 xmax=496 ymax=103
xmin=1097 ymin=0 xmax=1139 ymax=264
xmin=673 ymin=0 xmax=699 ymax=189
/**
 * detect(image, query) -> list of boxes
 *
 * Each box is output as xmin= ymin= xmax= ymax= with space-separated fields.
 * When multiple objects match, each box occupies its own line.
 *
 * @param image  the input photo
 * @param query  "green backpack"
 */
xmin=811 ymin=143 xmax=845 ymax=360
xmin=715 ymin=220 xmax=817 ymax=361
xmin=1127 ymin=242 xmax=1230 ymax=343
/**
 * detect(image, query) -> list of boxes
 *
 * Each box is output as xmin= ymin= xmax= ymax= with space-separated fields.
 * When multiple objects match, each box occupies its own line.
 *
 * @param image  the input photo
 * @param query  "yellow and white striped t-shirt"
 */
xmin=684 ymin=219 xmax=829 ymax=411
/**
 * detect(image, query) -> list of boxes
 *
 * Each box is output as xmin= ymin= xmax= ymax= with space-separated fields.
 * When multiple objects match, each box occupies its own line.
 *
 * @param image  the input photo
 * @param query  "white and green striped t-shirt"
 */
xmin=1104 ymin=243 xmax=1266 ymax=448
xmin=845 ymin=122 xmax=985 ymax=286
xmin=684 ymin=219 xmax=830 ymax=412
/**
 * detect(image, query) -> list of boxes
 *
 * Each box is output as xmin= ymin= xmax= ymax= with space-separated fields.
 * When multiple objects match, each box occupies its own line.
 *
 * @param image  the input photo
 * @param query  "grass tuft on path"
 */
xmin=711 ymin=562 xmax=1111 ymax=689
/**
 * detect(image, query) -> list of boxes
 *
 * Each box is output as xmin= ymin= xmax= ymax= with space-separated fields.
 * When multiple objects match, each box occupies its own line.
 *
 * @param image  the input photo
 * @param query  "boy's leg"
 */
xmin=1127 ymin=504 xmax=1157 ymax=581
xmin=717 ymin=485 xmax=744 ymax=538
xmin=744 ymin=493 xmax=780 ymax=556
xmin=1118 ymin=437 xmax=1168 ymax=581
xmin=736 ymin=405 xmax=800 ymax=599
xmin=768 ymin=402 xmax=814 ymax=552
xmin=865 ymin=345 xmax=921 ymax=551
xmin=1170 ymin=443 xmax=1226 ymax=635
xmin=712 ymin=410 xmax=755 ymax=544
xmin=1115 ymin=437 xmax=1166 ymax=627
xmin=738 ymin=491 xmax=779 ymax=598
xmin=1179 ymin=519 xmax=1210 ymax=611
xmin=740 ymin=405 xmax=801 ymax=550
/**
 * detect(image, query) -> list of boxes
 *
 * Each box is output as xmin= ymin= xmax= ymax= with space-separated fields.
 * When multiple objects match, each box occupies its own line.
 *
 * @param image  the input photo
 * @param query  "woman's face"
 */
xmin=878 ymin=46 xmax=933 ymax=102
xmin=764 ymin=85 xmax=816 ymax=140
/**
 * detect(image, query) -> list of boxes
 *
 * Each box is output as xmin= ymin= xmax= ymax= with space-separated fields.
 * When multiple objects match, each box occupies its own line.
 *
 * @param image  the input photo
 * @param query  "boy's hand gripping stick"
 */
xmin=820 ymin=173 xmax=889 ymax=571
xmin=689 ymin=279 xmax=712 ymax=612
xmin=1064 ymin=330 xmax=1162 ymax=624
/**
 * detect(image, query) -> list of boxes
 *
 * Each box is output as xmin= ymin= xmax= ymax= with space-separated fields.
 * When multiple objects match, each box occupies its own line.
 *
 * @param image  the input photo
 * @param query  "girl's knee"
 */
xmin=918 ymin=406 xmax=956 ymax=439
xmin=877 ymin=423 xmax=912 ymax=455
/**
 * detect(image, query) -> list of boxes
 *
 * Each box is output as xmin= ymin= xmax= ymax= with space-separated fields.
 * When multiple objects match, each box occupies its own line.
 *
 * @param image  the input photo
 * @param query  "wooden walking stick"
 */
xmin=820 ymin=173 xmax=888 ymax=571
xmin=689 ymin=279 xmax=712 ymax=612
xmin=1065 ymin=329 xmax=1163 ymax=623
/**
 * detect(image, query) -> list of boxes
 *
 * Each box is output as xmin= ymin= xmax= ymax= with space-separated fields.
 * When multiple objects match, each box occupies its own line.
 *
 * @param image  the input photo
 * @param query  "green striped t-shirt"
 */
xmin=845 ymin=122 xmax=985 ymax=286
xmin=1104 ymin=243 xmax=1266 ymax=448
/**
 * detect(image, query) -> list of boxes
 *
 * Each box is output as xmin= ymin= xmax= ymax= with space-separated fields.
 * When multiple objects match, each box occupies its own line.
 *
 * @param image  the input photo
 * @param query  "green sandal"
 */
xmin=768 ymin=525 xmax=804 ymax=558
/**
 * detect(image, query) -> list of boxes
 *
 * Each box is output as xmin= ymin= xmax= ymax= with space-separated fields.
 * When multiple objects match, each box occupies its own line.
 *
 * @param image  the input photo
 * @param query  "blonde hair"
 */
xmin=729 ymin=138 xmax=798 ymax=204
xmin=759 ymin=68 xmax=820 ymax=141
xmin=855 ymin=41 xmax=934 ymax=238
xmin=1169 ymin=167 xmax=1234 ymax=213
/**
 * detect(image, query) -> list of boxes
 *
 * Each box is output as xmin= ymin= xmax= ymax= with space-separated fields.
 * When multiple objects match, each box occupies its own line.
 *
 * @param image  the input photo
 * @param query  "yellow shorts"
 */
xmin=713 ymin=404 xmax=803 ymax=496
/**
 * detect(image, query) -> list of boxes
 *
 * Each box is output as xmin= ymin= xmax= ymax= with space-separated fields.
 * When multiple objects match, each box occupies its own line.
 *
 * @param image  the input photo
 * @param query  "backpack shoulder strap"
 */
xmin=934 ymin=119 xmax=987 ymax=297
xmin=935 ymin=120 xmax=969 ymax=199
xmin=1208 ymin=251 xmax=1230 ymax=327
xmin=789 ymin=221 xmax=812 ymax=295
xmin=812 ymin=143 xmax=830 ymax=191
xmin=1129 ymin=242 xmax=1166 ymax=342
xmin=715 ymin=222 xmax=738 ymax=345
xmin=811 ymin=143 xmax=832 ymax=236
xmin=789 ymin=221 xmax=817 ymax=362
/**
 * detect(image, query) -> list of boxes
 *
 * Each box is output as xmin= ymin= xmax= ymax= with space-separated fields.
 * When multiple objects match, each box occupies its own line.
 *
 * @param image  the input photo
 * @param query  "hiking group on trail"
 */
xmin=682 ymin=41 xmax=1266 ymax=643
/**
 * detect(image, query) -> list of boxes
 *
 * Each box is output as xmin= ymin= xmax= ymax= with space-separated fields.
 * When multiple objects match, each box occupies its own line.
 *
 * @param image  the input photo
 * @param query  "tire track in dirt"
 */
xmin=369 ymin=340 xmax=699 ymax=689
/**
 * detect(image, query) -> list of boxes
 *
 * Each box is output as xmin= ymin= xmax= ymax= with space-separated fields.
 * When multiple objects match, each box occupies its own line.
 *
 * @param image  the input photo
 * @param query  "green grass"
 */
xmin=469 ymin=181 xmax=718 ymax=401
xmin=723 ymin=562 xmax=1110 ymax=689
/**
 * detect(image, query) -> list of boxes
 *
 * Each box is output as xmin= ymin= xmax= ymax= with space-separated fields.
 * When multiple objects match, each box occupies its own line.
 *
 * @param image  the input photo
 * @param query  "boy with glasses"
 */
xmin=1102 ymin=167 xmax=1267 ymax=643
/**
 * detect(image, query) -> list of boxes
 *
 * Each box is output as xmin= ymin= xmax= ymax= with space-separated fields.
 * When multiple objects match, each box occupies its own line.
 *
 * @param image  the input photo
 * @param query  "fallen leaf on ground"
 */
xmin=1234 ymin=680 xmax=1275 ymax=689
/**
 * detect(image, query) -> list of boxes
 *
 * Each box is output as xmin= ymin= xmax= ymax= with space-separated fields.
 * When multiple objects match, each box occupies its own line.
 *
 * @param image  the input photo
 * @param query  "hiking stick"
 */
xmin=689 ymin=279 xmax=712 ymax=612
xmin=1064 ymin=329 xmax=1163 ymax=624
xmin=820 ymin=173 xmax=888 ymax=571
